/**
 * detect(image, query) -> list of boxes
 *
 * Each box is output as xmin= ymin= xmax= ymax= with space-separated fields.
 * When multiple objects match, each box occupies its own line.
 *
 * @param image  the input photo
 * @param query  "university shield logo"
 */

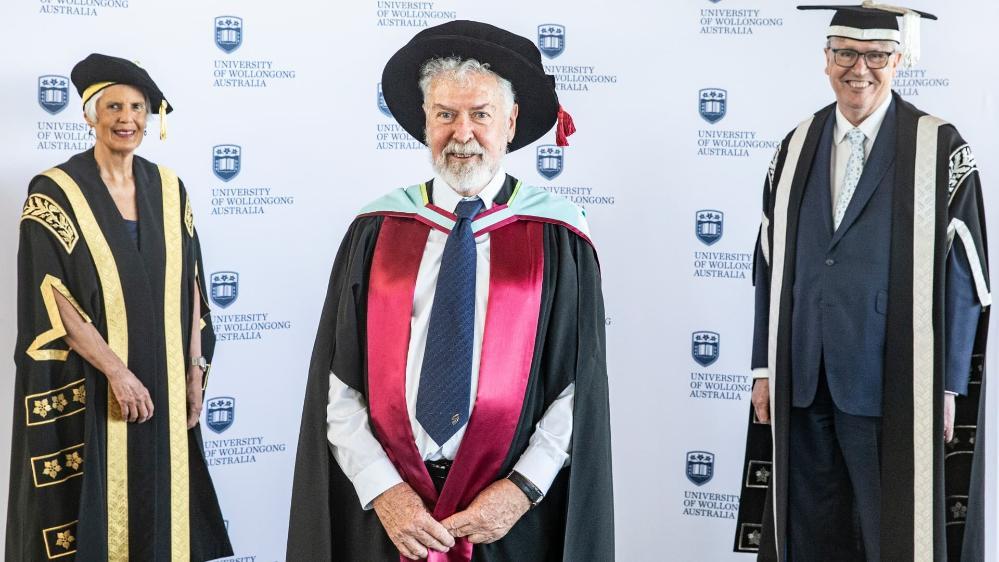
xmin=695 ymin=209 xmax=724 ymax=245
xmin=686 ymin=451 xmax=715 ymax=486
xmin=538 ymin=24 xmax=566 ymax=59
xmin=692 ymin=331 xmax=720 ymax=367
xmin=212 ymin=144 xmax=241 ymax=181
xmin=210 ymin=271 xmax=239 ymax=309
xmin=536 ymin=145 xmax=564 ymax=180
xmin=38 ymin=75 xmax=70 ymax=115
xmin=699 ymin=88 xmax=727 ymax=124
xmin=215 ymin=16 xmax=243 ymax=53
xmin=376 ymin=82 xmax=392 ymax=117
xmin=708 ymin=0 xmax=723 ymax=3
xmin=206 ymin=396 xmax=235 ymax=434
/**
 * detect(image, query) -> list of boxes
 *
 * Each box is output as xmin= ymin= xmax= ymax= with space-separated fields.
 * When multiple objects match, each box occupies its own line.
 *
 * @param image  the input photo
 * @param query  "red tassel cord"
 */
xmin=555 ymin=105 xmax=576 ymax=147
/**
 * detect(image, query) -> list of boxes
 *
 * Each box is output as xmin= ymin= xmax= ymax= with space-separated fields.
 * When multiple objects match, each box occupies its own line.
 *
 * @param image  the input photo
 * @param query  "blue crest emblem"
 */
xmin=692 ymin=331 xmax=720 ymax=367
xmin=536 ymin=145 xmax=564 ymax=180
xmin=699 ymin=88 xmax=727 ymax=124
xmin=538 ymin=24 xmax=566 ymax=59
xmin=686 ymin=451 xmax=715 ymax=486
xmin=708 ymin=0 xmax=723 ymax=3
xmin=377 ymin=82 xmax=392 ymax=117
xmin=210 ymin=271 xmax=239 ymax=309
xmin=212 ymin=144 xmax=241 ymax=181
xmin=215 ymin=16 xmax=243 ymax=53
xmin=38 ymin=75 xmax=70 ymax=115
xmin=206 ymin=396 xmax=235 ymax=434
xmin=695 ymin=209 xmax=724 ymax=245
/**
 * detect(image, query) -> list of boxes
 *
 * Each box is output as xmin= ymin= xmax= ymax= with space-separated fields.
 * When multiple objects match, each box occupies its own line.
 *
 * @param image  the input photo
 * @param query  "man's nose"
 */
xmin=452 ymin=114 xmax=474 ymax=142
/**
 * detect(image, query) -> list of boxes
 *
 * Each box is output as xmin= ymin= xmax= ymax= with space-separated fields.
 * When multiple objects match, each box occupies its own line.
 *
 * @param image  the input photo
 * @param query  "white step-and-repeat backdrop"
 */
xmin=0 ymin=1 xmax=996 ymax=560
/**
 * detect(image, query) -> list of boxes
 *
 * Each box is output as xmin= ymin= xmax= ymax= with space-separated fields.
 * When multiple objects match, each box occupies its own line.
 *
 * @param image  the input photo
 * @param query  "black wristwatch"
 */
xmin=506 ymin=470 xmax=544 ymax=508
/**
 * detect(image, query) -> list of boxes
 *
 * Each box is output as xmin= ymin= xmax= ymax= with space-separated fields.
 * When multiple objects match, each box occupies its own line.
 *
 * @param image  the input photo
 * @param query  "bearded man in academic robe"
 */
xmin=286 ymin=20 xmax=614 ymax=562
xmin=734 ymin=5 xmax=990 ymax=562
xmin=7 ymin=53 xmax=232 ymax=561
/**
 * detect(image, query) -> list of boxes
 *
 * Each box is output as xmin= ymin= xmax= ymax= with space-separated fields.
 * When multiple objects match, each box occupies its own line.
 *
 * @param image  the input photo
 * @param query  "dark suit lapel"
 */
xmin=830 ymin=100 xmax=897 ymax=248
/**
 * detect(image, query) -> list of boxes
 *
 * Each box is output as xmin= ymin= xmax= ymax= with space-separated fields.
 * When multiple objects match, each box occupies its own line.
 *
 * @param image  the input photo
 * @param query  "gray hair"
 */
xmin=83 ymin=88 xmax=152 ymax=124
xmin=419 ymin=57 xmax=516 ymax=117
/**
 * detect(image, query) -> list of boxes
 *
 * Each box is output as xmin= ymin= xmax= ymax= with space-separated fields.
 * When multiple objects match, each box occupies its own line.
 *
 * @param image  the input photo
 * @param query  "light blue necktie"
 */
xmin=415 ymin=197 xmax=483 ymax=446
xmin=834 ymin=127 xmax=866 ymax=230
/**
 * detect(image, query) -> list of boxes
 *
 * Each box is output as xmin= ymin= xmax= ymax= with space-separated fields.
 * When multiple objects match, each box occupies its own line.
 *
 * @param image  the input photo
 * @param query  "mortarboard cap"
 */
xmin=71 ymin=53 xmax=172 ymax=140
xmin=798 ymin=2 xmax=937 ymax=67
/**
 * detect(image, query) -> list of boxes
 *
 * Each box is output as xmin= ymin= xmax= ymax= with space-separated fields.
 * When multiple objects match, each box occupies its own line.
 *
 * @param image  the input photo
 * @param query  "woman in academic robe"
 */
xmin=6 ymin=53 xmax=233 ymax=561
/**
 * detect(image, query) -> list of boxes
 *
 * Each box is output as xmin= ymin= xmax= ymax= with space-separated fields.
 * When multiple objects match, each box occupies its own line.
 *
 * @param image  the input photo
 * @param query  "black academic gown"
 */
xmin=7 ymin=149 xmax=233 ymax=561
xmin=734 ymin=93 xmax=989 ymax=561
xmin=286 ymin=176 xmax=614 ymax=561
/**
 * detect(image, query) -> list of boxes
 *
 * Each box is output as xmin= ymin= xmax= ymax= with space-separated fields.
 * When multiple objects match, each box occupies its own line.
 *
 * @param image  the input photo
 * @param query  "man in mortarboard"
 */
xmin=285 ymin=21 xmax=614 ymax=561
xmin=736 ymin=4 xmax=989 ymax=561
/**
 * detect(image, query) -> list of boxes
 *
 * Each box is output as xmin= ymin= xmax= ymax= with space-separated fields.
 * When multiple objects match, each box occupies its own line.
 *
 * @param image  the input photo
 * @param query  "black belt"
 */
xmin=425 ymin=459 xmax=453 ymax=481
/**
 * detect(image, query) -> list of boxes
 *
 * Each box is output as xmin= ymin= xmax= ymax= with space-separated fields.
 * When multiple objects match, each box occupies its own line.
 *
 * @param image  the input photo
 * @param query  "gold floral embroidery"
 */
xmin=52 ymin=394 xmax=68 ymax=412
xmin=72 ymin=386 xmax=86 ymax=405
xmin=33 ymin=399 xmax=52 ymax=418
xmin=20 ymin=194 xmax=79 ymax=254
xmin=184 ymin=196 xmax=195 ymax=237
xmin=42 ymin=460 xmax=62 ymax=479
xmin=55 ymin=530 xmax=75 ymax=550
xmin=65 ymin=452 xmax=83 ymax=471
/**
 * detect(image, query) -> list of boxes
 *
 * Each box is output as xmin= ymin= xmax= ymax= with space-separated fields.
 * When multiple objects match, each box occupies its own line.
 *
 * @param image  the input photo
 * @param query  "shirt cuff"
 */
xmin=752 ymin=367 xmax=769 ymax=380
xmin=351 ymin=457 xmax=404 ymax=510
xmin=945 ymin=390 xmax=959 ymax=396
xmin=512 ymin=442 xmax=569 ymax=497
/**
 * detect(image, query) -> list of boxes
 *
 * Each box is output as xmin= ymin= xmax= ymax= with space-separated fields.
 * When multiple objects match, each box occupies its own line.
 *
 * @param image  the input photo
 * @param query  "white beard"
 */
xmin=430 ymin=139 xmax=499 ymax=197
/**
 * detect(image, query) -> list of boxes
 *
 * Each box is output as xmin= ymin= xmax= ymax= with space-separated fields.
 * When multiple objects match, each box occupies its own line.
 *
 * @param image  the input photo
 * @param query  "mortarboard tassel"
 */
xmin=159 ymin=99 xmax=168 ymax=140
xmin=555 ymin=105 xmax=576 ymax=147
xmin=861 ymin=1 xmax=921 ymax=67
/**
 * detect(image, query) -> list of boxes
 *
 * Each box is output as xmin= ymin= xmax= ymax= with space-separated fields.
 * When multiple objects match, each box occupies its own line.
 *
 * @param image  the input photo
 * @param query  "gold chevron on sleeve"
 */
xmin=184 ymin=195 xmax=195 ymax=238
xmin=21 ymin=194 xmax=79 ymax=254
xmin=26 ymin=275 xmax=91 ymax=362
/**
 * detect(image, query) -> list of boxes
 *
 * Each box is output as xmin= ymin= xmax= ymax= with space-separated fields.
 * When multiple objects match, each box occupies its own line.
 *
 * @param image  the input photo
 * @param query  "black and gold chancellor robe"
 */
xmin=735 ymin=93 xmax=989 ymax=561
xmin=7 ymin=149 xmax=233 ymax=561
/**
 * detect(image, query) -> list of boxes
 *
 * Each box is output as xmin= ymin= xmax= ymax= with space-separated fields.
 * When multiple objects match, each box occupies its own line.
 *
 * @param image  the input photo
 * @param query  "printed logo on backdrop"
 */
xmin=681 ymin=451 xmax=740 ymax=520
xmin=214 ymin=16 xmax=243 ymax=53
xmin=699 ymin=3 xmax=784 ymax=35
xmin=536 ymin=146 xmax=564 ymax=180
xmin=210 ymin=271 xmax=239 ymax=309
xmin=691 ymin=331 xmax=720 ymax=367
xmin=209 ymin=272 xmax=292 ymax=342
xmin=533 ymin=146 xmax=615 ymax=209
xmin=208 ymin=143 xmax=295 ymax=215
xmin=698 ymin=89 xmax=727 ymax=124
xmin=34 ymin=73 xmax=90 ymax=152
xmin=695 ymin=88 xmax=779 ymax=158
xmin=538 ymin=24 xmax=566 ymax=59
xmin=202 ymin=395 xmax=288 ymax=467
xmin=893 ymin=68 xmax=951 ymax=97
xmin=536 ymin=23 xmax=618 ymax=93
xmin=375 ymin=1 xmax=457 ymax=27
xmin=212 ymin=145 xmax=242 ymax=182
xmin=212 ymin=16 xmax=296 ymax=88
xmin=38 ymin=0 xmax=128 ymax=17
xmin=38 ymin=76 xmax=69 ymax=115
xmin=206 ymin=396 xmax=236 ymax=434
xmin=695 ymin=210 xmax=723 ymax=245
xmin=375 ymin=82 xmax=422 ymax=150
xmin=686 ymin=451 xmax=715 ymax=486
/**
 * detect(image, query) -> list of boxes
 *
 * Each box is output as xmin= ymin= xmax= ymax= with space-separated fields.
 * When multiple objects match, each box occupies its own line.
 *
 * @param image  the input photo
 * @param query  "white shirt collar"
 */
xmin=834 ymin=94 xmax=893 ymax=145
xmin=432 ymin=166 xmax=507 ymax=213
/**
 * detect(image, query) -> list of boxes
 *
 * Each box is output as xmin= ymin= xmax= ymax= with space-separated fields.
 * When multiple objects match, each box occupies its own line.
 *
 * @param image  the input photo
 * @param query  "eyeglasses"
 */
xmin=828 ymin=48 xmax=895 ymax=70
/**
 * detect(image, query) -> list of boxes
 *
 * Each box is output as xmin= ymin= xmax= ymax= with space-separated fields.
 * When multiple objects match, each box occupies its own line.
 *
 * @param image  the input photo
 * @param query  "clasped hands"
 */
xmin=373 ymin=478 xmax=531 ymax=560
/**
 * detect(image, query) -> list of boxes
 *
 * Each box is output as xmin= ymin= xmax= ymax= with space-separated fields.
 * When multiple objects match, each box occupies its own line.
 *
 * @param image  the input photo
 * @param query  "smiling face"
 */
xmin=825 ymin=36 xmax=901 ymax=125
xmin=424 ymin=72 xmax=518 ymax=196
xmin=86 ymin=84 xmax=148 ymax=156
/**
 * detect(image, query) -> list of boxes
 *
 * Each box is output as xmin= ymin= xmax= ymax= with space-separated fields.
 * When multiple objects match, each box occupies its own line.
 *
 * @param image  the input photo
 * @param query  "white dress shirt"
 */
xmin=830 ymin=93 xmax=893 ymax=211
xmin=326 ymin=168 xmax=575 ymax=508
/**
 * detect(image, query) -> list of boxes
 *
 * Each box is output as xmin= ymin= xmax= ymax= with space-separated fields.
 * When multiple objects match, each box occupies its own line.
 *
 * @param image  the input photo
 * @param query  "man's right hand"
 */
xmin=107 ymin=368 xmax=154 ymax=423
xmin=752 ymin=378 xmax=770 ymax=424
xmin=373 ymin=482 xmax=454 ymax=560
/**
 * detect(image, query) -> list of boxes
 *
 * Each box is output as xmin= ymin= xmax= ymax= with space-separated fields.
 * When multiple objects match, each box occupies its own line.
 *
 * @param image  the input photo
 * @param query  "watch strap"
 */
xmin=506 ymin=470 xmax=544 ymax=507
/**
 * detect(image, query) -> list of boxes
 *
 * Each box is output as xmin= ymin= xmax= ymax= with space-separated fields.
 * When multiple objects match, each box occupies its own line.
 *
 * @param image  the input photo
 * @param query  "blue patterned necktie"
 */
xmin=834 ymin=127 xmax=866 ymax=230
xmin=415 ymin=197 xmax=484 ymax=446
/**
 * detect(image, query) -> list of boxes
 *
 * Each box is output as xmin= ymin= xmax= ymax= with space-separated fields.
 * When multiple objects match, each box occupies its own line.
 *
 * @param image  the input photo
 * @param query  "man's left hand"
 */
xmin=441 ymin=478 xmax=531 ymax=544
xmin=187 ymin=366 xmax=204 ymax=429
xmin=944 ymin=393 xmax=956 ymax=443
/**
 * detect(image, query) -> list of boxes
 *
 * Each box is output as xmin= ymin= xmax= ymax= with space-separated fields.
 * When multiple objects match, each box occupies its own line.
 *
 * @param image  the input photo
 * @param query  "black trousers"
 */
xmin=788 ymin=371 xmax=882 ymax=562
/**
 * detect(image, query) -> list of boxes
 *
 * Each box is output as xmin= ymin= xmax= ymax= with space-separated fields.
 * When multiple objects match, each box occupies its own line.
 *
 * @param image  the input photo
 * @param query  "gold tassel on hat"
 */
xmin=159 ymin=99 xmax=168 ymax=140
